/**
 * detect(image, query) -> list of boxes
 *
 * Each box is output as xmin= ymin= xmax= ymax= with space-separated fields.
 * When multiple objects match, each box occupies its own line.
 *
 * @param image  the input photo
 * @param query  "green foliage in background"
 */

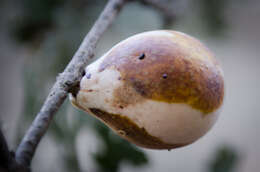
xmin=208 ymin=146 xmax=239 ymax=172
xmin=94 ymin=123 xmax=148 ymax=172
xmin=198 ymin=0 xmax=228 ymax=35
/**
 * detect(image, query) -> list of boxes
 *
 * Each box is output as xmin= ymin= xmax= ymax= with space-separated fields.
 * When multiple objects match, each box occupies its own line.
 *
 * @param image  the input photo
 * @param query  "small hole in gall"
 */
xmin=162 ymin=74 xmax=168 ymax=79
xmin=138 ymin=53 xmax=145 ymax=60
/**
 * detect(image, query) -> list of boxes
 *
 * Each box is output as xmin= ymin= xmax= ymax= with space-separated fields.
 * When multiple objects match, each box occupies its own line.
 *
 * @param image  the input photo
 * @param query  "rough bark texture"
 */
xmin=15 ymin=0 xmax=127 ymax=168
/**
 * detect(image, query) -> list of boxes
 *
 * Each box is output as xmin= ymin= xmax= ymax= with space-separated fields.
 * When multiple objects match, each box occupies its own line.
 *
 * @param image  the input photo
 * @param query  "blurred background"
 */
xmin=0 ymin=0 xmax=259 ymax=171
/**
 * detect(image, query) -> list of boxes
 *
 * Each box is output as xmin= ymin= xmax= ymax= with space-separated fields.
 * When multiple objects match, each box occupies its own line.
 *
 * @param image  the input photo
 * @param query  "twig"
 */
xmin=15 ymin=0 xmax=127 ymax=168
xmin=0 ymin=128 xmax=11 ymax=170
xmin=140 ymin=0 xmax=177 ymax=19
xmin=0 ymin=129 xmax=29 ymax=172
xmin=15 ymin=0 xmax=178 ymax=169
xmin=139 ymin=0 xmax=179 ymax=27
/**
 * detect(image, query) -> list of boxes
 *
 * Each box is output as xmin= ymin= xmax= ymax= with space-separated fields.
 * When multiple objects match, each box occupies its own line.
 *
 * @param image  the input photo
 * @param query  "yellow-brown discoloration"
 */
xmin=112 ymin=81 xmax=144 ymax=109
xmin=89 ymin=108 xmax=187 ymax=149
xmin=70 ymin=96 xmax=185 ymax=148
xmin=99 ymin=31 xmax=224 ymax=114
xmin=166 ymin=31 xmax=218 ymax=64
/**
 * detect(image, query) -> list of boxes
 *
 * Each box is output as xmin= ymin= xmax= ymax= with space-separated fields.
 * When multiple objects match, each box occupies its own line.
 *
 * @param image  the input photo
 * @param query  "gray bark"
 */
xmin=14 ymin=0 xmax=177 ymax=169
xmin=15 ymin=0 xmax=127 ymax=167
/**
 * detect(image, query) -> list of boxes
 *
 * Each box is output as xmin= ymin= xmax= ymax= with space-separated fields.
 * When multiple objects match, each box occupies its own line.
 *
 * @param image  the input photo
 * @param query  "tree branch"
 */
xmin=138 ymin=0 xmax=177 ymax=28
xmin=0 ymin=128 xmax=11 ymax=170
xmin=0 ymin=128 xmax=29 ymax=172
xmin=15 ymin=0 xmax=127 ymax=168
xmin=15 ymin=0 xmax=178 ymax=169
xmin=140 ymin=0 xmax=177 ymax=19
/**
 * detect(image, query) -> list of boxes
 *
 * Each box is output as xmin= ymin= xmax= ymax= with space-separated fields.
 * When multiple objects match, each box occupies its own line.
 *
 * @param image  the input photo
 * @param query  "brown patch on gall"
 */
xmin=99 ymin=31 xmax=224 ymax=114
xmin=112 ymin=82 xmax=144 ymax=108
xmin=89 ymin=108 xmax=187 ymax=149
